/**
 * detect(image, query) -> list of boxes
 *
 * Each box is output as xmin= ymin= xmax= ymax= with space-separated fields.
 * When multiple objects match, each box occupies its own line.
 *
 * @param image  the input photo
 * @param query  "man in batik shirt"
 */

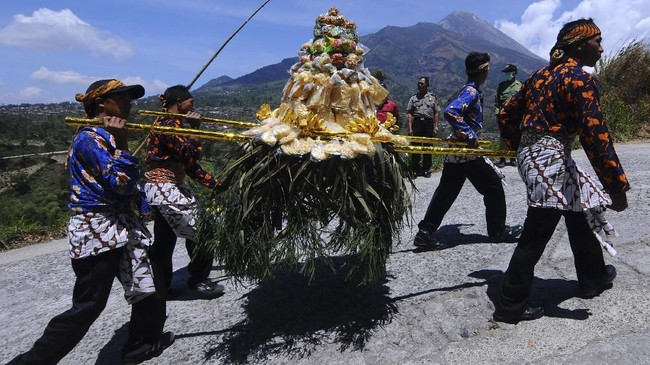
xmin=144 ymin=85 xmax=225 ymax=298
xmin=413 ymin=52 xmax=524 ymax=250
xmin=494 ymin=18 xmax=630 ymax=324
xmin=9 ymin=79 xmax=172 ymax=365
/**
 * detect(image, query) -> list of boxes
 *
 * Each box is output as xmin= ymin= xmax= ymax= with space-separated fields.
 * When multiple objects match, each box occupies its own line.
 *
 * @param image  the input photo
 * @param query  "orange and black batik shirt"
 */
xmin=498 ymin=57 xmax=630 ymax=194
xmin=145 ymin=117 xmax=218 ymax=189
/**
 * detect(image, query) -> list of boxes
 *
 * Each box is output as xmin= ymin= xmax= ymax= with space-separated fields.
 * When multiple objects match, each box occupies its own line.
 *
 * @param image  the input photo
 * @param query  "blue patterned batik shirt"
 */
xmin=68 ymin=126 xmax=142 ymax=213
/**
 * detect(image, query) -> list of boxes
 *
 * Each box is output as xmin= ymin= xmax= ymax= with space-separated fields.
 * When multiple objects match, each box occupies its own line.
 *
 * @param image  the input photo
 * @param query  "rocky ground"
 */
xmin=1 ymin=142 xmax=649 ymax=365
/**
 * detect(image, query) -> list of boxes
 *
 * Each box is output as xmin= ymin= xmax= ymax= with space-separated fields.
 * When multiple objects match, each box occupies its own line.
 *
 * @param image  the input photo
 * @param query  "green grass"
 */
xmin=596 ymin=40 xmax=650 ymax=141
xmin=0 ymin=157 xmax=69 ymax=249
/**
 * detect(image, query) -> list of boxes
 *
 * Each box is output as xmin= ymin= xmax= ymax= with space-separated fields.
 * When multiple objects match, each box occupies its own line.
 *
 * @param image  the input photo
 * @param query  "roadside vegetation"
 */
xmin=596 ymin=40 xmax=650 ymax=141
xmin=1 ymin=40 xmax=648 ymax=250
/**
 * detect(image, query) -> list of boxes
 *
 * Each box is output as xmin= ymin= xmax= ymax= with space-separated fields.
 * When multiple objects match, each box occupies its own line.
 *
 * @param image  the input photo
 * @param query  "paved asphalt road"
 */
xmin=1 ymin=142 xmax=649 ymax=365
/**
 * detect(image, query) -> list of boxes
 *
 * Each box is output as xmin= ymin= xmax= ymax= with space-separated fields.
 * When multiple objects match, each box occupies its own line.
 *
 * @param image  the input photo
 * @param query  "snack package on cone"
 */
xmin=244 ymin=7 xmax=407 ymax=159
xmin=370 ymin=77 xmax=389 ymax=105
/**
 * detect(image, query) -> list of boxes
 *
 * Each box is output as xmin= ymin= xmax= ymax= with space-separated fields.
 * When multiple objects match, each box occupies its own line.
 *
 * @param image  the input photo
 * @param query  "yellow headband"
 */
xmin=467 ymin=62 xmax=489 ymax=73
xmin=75 ymin=80 xmax=126 ymax=105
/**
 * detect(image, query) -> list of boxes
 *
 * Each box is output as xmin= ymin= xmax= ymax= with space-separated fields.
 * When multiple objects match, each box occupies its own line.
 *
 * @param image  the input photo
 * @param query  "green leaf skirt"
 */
xmin=196 ymin=142 xmax=412 ymax=284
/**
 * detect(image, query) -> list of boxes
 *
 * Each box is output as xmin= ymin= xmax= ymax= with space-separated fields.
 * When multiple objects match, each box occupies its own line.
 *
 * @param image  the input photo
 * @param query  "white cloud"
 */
xmin=0 ymin=84 xmax=44 ymax=105
xmin=30 ymin=67 xmax=96 ymax=85
xmin=0 ymin=71 xmax=168 ymax=104
xmin=148 ymin=80 xmax=171 ymax=96
xmin=121 ymin=76 xmax=170 ymax=96
xmin=18 ymin=87 xmax=43 ymax=99
xmin=496 ymin=0 xmax=650 ymax=59
xmin=121 ymin=76 xmax=148 ymax=87
xmin=0 ymin=8 xmax=134 ymax=60
xmin=567 ymin=0 xmax=650 ymax=51
xmin=0 ymin=86 xmax=58 ymax=104
xmin=28 ymin=69 xmax=167 ymax=94
xmin=495 ymin=0 xmax=564 ymax=58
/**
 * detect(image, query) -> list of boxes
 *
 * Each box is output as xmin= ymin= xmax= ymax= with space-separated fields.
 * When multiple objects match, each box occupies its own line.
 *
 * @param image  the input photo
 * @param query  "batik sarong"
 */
xmin=517 ymin=129 xmax=618 ymax=255
xmin=143 ymin=182 xmax=198 ymax=240
xmin=68 ymin=212 xmax=155 ymax=303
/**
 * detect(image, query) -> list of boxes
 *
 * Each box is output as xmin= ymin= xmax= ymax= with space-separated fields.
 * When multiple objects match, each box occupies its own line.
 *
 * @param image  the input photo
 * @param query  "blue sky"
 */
xmin=0 ymin=0 xmax=648 ymax=104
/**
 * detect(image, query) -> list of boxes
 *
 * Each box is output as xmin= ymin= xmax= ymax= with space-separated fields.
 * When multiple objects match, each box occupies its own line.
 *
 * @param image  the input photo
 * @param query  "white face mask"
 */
xmin=505 ymin=72 xmax=515 ymax=81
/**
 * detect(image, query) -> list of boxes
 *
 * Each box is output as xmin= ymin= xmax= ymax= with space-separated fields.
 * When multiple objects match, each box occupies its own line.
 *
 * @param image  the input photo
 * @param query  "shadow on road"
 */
xmin=390 ymin=280 xmax=489 ymax=301
xmin=201 ymin=258 xmax=398 ymax=364
xmin=87 ymin=268 xmax=595 ymax=364
xmin=95 ymin=324 xmax=128 ymax=365
xmin=470 ymin=269 xmax=593 ymax=322
xmin=393 ymin=223 xmax=497 ymax=254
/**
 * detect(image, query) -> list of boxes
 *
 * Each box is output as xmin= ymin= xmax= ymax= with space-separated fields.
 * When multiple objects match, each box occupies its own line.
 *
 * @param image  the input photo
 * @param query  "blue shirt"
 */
xmin=68 ymin=126 xmax=143 ymax=213
xmin=444 ymin=81 xmax=483 ymax=143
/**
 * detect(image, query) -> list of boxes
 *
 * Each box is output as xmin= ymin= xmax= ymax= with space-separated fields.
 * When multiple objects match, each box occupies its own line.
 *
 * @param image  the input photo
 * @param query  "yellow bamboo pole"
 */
xmin=65 ymin=117 xmax=516 ymax=158
xmin=65 ymin=117 xmax=249 ymax=143
xmin=137 ymin=110 xmax=492 ymax=147
xmin=137 ymin=110 xmax=259 ymax=129
xmin=393 ymin=145 xmax=516 ymax=158
xmin=404 ymin=135 xmax=491 ymax=147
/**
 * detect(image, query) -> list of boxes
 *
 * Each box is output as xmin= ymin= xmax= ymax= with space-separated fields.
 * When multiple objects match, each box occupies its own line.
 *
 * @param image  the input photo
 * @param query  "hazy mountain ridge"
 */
xmin=438 ymin=11 xmax=540 ymax=59
xmin=194 ymin=11 xmax=546 ymax=127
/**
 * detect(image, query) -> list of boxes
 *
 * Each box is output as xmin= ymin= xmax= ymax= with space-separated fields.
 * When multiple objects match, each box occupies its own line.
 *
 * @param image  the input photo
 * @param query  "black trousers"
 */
xmin=149 ymin=209 xmax=213 ymax=290
xmin=13 ymin=248 xmax=166 ymax=365
xmin=411 ymin=118 xmax=434 ymax=173
xmin=418 ymin=159 xmax=506 ymax=238
xmin=496 ymin=207 xmax=607 ymax=315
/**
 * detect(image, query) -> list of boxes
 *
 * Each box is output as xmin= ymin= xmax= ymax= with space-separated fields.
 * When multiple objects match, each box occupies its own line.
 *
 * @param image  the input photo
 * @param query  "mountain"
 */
xmin=197 ymin=75 xmax=234 ymax=89
xmin=438 ymin=11 xmax=540 ymax=60
xmin=358 ymin=12 xmax=546 ymax=105
xmin=194 ymin=11 xmax=547 ymax=129
xmin=196 ymin=58 xmax=295 ymax=91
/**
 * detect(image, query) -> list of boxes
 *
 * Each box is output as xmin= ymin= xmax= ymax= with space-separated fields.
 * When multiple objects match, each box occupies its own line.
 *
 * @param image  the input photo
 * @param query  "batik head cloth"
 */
xmin=550 ymin=19 xmax=601 ymax=67
xmin=75 ymin=79 xmax=144 ymax=105
xmin=555 ymin=20 xmax=601 ymax=48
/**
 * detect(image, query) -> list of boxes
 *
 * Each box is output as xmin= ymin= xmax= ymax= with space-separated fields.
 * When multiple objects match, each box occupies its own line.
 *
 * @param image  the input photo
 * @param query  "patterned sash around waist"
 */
xmin=519 ymin=128 xmax=575 ymax=156
xmin=145 ymin=162 xmax=186 ymax=184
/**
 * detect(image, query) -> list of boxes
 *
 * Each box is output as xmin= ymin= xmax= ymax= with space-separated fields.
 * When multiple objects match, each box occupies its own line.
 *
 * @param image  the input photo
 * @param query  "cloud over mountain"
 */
xmin=0 ymin=8 xmax=134 ymax=60
xmin=496 ymin=0 xmax=650 ymax=59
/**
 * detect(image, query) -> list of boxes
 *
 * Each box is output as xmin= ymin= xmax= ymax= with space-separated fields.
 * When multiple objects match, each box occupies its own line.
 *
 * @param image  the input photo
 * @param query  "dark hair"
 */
xmin=465 ymin=52 xmax=490 ymax=74
xmin=418 ymin=77 xmax=429 ymax=86
xmin=160 ymin=85 xmax=193 ymax=109
xmin=86 ymin=101 xmax=100 ymax=118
